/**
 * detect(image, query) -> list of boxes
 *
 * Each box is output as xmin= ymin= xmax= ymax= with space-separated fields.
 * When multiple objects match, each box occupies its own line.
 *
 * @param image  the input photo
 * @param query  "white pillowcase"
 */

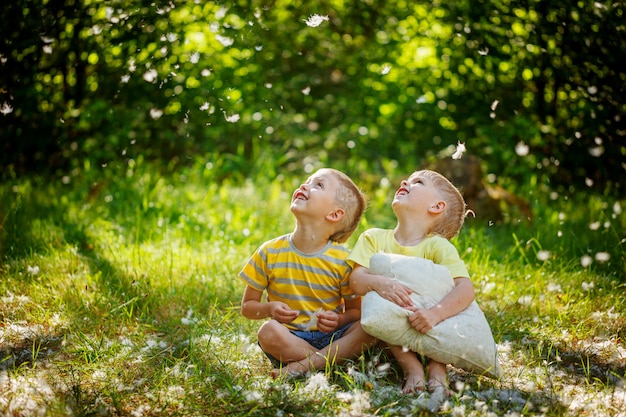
xmin=360 ymin=253 xmax=502 ymax=379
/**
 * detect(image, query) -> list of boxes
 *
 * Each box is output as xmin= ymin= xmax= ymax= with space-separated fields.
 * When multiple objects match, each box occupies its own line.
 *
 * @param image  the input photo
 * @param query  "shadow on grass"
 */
xmin=0 ymin=335 xmax=65 ymax=372
xmin=0 ymin=175 xmax=222 ymax=386
xmin=529 ymin=336 xmax=626 ymax=387
xmin=0 ymin=189 xmax=156 ymax=373
xmin=0 ymin=241 xmax=145 ymax=376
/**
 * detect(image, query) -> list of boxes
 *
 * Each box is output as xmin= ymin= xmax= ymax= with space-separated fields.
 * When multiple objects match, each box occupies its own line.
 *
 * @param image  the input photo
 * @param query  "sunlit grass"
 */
xmin=1 ymin=160 xmax=624 ymax=416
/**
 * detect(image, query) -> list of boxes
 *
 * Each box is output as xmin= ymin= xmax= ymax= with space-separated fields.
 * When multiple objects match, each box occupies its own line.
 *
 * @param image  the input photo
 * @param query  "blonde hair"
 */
xmin=325 ymin=169 xmax=367 ymax=243
xmin=418 ymin=169 xmax=468 ymax=240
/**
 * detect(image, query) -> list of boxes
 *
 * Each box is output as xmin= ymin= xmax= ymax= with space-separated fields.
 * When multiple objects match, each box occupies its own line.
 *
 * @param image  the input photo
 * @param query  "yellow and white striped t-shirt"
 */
xmin=239 ymin=234 xmax=356 ymax=331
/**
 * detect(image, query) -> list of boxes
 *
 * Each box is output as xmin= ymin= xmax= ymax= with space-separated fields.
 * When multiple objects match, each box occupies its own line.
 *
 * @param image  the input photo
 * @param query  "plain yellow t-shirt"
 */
xmin=347 ymin=228 xmax=469 ymax=279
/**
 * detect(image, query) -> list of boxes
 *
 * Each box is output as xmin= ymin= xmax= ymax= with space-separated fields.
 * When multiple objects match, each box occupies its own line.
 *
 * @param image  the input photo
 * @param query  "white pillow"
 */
xmin=360 ymin=253 xmax=502 ymax=379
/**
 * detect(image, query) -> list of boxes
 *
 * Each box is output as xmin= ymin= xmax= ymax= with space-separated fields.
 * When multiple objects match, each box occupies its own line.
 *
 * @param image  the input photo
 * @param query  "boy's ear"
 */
xmin=428 ymin=200 xmax=446 ymax=214
xmin=326 ymin=208 xmax=346 ymax=222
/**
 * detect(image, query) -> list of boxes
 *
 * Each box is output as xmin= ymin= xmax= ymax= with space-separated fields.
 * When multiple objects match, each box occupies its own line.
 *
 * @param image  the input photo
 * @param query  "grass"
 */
xmin=1 ymin=158 xmax=625 ymax=416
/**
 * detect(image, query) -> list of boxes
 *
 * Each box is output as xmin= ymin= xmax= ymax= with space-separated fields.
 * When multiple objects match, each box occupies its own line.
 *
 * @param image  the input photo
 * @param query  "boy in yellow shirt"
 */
xmin=349 ymin=169 xmax=476 ymax=395
xmin=239 ymin=168 xmax=376 ymax=378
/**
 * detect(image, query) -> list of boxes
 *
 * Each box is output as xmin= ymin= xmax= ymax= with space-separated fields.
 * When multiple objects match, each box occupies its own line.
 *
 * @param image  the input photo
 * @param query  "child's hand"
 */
xmin=406 ymin=306 xmax=440 ymax=333
xmin=376 ymin=276 xmax=413 ymax=308
xmin=316 ymin=310 xmax=339 ymax=333
xmin=270 ymin=302 xmax=299 ymax=323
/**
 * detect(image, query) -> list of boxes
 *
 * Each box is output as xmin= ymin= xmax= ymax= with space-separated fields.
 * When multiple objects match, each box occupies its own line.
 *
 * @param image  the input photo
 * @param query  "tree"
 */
xmin=438 ymin=0 xmax=626 ymax=194
xmin=1 ymin=0 xmax=624 ymax=197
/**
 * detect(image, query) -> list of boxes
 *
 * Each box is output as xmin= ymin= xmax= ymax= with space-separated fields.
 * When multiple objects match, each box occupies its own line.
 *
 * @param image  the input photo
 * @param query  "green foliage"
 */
xmin=1 ymin=0 xmax=624 ymax=197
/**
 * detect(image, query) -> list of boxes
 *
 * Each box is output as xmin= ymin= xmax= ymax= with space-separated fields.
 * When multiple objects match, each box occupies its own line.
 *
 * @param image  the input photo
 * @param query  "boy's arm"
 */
xmin=407 ymin=276 xmax=476 ymax=333
xmin=349 ymin=265 xmax=413 ymax=308
xmin=240 ymin=285 xmax=298 ymax=323
xmin=341 ymin=297 xmax=362 ymax=325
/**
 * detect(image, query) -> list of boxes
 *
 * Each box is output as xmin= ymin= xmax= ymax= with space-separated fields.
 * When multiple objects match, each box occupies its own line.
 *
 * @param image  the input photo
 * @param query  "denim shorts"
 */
xmin=263 ymin=322 xmax=353 ymax=367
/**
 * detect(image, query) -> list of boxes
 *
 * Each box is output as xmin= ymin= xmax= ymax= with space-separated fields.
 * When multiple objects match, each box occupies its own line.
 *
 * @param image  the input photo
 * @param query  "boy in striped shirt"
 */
xmin=239 ymin=168 xmax=376 ymax=378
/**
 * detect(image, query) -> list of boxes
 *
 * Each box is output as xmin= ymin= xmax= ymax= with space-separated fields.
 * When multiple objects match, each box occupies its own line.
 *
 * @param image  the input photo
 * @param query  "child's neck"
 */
xmin=394 ymin=222 xmax=430 ymax=246
xmin=291 ymin=226 xmax=330 ymax=254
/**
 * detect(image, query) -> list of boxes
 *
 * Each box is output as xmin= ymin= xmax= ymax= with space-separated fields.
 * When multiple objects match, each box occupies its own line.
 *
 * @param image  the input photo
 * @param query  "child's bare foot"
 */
xmin=401 ymin=370 xmax=426 ymax=394
xmin=270 ymin=361 xmax=309 ymax=380
xmin=427 ymin=377 xmax=451 ymax=396
xmin=270 ymin=367 xmax=301 ymax=380
xmin=426 ymin=362 xmax=451 ymax=396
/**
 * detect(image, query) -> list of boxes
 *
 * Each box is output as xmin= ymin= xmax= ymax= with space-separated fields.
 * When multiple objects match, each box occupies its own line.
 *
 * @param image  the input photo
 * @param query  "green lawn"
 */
xmin=1 ymin=161 xmax=624 ymax=416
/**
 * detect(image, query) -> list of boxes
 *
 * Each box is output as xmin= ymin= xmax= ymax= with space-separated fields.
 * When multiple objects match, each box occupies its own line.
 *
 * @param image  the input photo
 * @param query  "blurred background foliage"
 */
xmin=1 ymin=0 xmax=624 ymax=197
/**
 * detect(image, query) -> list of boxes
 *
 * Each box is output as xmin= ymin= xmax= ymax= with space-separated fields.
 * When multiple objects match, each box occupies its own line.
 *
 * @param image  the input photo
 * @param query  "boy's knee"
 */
xmin=257 ymin=320 xmax=285 ymax=343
